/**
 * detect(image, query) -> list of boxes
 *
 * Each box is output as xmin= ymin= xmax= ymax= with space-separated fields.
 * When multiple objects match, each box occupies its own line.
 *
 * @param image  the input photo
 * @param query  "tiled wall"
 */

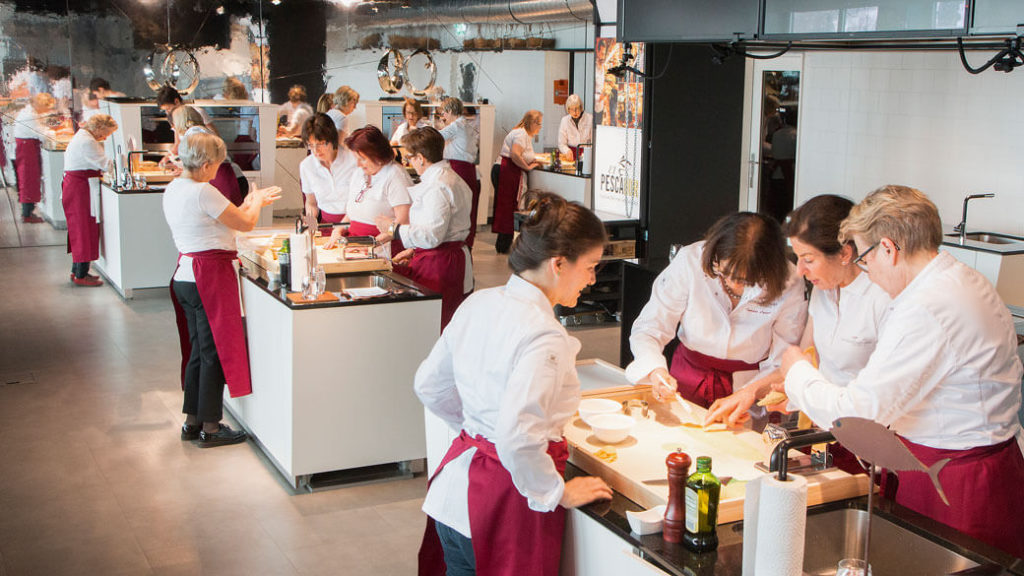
xmin=796 ymin=51 xmax=1024 ymax=235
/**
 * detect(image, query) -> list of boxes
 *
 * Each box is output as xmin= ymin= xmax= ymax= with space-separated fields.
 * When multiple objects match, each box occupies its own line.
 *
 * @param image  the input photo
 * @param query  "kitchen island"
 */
xmin=39 ymin=138 xmax=69 ymax=229
xmin=227 ymin=266 xmax=442 ymax=491
xmin=528 ymin=162 xmax=592 ymax=208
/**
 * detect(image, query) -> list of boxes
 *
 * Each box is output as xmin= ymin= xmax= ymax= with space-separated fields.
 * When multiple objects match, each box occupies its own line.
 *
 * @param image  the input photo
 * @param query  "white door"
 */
xmin=745 ymin=54 xmax=803 ymax=223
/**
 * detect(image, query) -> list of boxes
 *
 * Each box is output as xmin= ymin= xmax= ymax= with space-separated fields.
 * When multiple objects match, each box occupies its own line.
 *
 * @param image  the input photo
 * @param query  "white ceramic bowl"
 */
xmin=579 ymin=398 xmax=622 ymax=424
xmin=626 ymin=505 xmax=666 ymax=535
xmin=589 ymin=413 xmax=636 ymax=444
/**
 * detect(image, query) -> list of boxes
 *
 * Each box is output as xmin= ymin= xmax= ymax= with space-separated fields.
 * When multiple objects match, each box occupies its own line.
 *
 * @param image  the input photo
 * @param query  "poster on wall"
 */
xmin=593 ymin=38 xmax=644 ymax=219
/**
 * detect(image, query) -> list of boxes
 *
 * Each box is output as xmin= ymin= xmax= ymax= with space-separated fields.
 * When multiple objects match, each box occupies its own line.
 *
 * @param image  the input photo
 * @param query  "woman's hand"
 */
xmin=780 ymin=345 xmax=812 ymax=378
xmin=375 ymin=214 xmax=394 ymax=233
xmin=392 ymin=248 xmax=414 ymax=265
xmin=324 ymin=226 xmax=347 ymax=249
xmin=646 ymin=368 xmax=677 ymax=402
xmin=250 ymin=186 xmax=282 ymax=207
xmin=704 ymin=388 xmax=757 ymax=428
xmin=559 ymin=476 xmax=613 ymax=509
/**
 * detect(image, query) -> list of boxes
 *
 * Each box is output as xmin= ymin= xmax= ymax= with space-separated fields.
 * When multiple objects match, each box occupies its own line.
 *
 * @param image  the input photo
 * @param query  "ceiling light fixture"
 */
xmin=271 ymin=0 xmax=281 ymax=5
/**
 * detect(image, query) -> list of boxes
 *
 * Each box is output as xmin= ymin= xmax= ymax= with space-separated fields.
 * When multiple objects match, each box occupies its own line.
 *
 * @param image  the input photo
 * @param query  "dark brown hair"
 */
xmin=345 ymin=126 xmax=394 ymax=165
xmin=155 ymin=85 xmax=182 ymax=107
xmin=402 ymin=98 xmax=425 ymax=120
xmin=509 ymin=192 xmax=607 ymax=274
xmin=701 ymin=212 xmax=790 ymax=303
xmin=400 ymin=126 xmax=444 ymax=163
xmin=783 ymin=195 xmax=854 ymax=256
xmin=301 ymin=113 xmax=339 ymax=148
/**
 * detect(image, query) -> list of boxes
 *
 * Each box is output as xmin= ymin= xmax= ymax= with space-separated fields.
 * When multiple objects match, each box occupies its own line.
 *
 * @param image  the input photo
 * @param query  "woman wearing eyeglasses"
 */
xmin=777 ymin=185 xmax=1024 ymax=558
xmin=627 ymin=212 xmax=808 ymax=408
xmin=704 ymin=195 xmax=891 ymax=431
xmin=326 ymin=126 xmax=412 ymax=256
xmin=374 ymin=127 xmax=473 ymax=331
xmin=298 ymin=113 xmax=359 ymax=224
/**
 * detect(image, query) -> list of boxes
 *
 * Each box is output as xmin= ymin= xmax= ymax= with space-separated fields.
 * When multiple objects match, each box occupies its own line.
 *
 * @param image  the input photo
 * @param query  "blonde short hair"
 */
xmin=82 ymin=114 xmax=117 ymax=135
xmin=179 ymin=129 xmax=226 ymax=171
xmin=333 ymin=85 xmax=360 ymax=109
xmin=440 ymin=96 xmax=463 ymax=117
xmin=839 ymin=185 xmax=943 ymax=254
xmin=565 ymin=94 xmax=583 ymax=114
xmin=30 ymin=93 xmax=56 ymax=111
xmin=288 ymin=84 xmax=307 ymax=103
xmin=222 ymin=77 xmax=249 ymax=100
xmin=515 ymin=109 xmax=543 ymax=133
xmin=171 ymin=106 xmax=205 ymax=134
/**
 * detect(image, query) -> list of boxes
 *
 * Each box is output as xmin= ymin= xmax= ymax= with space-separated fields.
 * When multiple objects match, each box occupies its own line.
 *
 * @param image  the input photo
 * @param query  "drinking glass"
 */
xmin=836 ymin=558 xmax=871 ymax=576
xmin=315 ymin=265 xmax=326 ymax=296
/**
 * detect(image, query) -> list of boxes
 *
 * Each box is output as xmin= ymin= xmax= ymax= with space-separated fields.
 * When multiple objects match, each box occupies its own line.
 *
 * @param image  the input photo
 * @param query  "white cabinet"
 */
xmin=560 ymin=509 xmax=672 ymax=576
xmin=940 ymin=244 xmax=1024 ymax=309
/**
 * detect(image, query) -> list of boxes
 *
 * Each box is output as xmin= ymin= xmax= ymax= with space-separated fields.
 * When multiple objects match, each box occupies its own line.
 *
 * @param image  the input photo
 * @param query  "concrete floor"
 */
xmin=0 ymin=194 xmax=620 ymax=575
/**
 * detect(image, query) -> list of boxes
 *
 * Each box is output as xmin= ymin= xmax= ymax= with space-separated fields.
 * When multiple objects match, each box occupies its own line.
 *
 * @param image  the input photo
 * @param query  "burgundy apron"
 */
xmin=491 ymin=156 xmax=522 ymax=235
xmin=419 ymin=430 xmax=569 ymax=576
xmin=319 ymin=210 xmax=345 ymax=224
xmin=894 ymin=436 xmax=1024 ymax=558
xmin=209 ymin=162 xmax=243 ymax=206
xmin=349 ymin=220 xmax=405 ymax=255
xmin=232 ymin=134 xmax=256 ymax=171
xmin=169 ymin=249 xmax=252 ymax=398
xmin=14 ymin=138 xmax=42 ymax=204
xmin=568 ymin=145 xmax=580 ymax=160
xmin=61 ymin=169 xmax=101 ymax=262
xmin=448 ymin=159 xmax=481 ymax=249
xmin=669 ymin=343 xmax=762 ymax=408
xmin=394 ymin=241 xmax=468 ymax=332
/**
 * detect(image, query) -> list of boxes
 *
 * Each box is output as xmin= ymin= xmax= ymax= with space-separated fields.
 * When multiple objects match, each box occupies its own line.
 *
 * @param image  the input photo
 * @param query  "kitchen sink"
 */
xmin=803 ymin=508 xmax=979 ymax=575
xmin=945 ymin=232 xmax=1024 ymax=245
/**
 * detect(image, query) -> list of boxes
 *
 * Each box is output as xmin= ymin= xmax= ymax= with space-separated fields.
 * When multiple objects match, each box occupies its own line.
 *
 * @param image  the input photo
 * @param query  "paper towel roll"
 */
xmin=289 ymin=233 xmax=309 ymax=292
xmin=744 ymin=473 xmax=808 ymax=576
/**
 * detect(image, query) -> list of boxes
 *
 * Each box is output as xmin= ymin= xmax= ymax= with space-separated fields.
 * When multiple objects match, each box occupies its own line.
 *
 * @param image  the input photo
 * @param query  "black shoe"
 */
xmin=181 ymin=423 xmax=201 ymax=441
xmin=197 ymin=423 xmax=247 ymax=448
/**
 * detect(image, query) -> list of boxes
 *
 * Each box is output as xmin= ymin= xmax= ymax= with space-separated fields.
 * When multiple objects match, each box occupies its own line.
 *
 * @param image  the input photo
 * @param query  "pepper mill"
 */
xmin=663 ymin=449 xmax=692 ymax=543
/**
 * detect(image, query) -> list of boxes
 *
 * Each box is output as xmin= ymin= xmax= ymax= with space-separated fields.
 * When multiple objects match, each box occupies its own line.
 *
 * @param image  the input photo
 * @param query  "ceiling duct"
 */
xmin=347 ymin=0 xmax=593 ymax=26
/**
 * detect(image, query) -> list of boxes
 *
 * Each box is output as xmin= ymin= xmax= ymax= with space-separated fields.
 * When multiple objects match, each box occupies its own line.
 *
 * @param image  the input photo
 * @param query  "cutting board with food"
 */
xmin=565 ymin=383 xmax=870 ymax=524
xmin=239 ymin=231 xmax=391 ymax=275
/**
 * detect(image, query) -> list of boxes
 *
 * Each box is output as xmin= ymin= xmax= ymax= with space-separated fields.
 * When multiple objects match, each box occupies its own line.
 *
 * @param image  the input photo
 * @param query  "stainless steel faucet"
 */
xmin=953 ymin=193 xmax=995 ymax=241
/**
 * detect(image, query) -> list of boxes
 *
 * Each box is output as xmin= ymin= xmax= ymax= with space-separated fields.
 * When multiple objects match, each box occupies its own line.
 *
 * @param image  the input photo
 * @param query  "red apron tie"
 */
xmin=61 ymin=169 xmax=102 ymax=262
xmin=894 ymin=436 xmax=1024 ymax=557
xmin=394 ymin=241 xmax=469 ymax=332
xmin=169 ymin=249 xmax=252 ymax=398
xmin=447 ymin=159 xmax=481 ymax=249
xmin=419 ymin=430 xmax=569 ymax=576
xmin=14 ymin=138 xmax=42 ymax=204
xmin=669 ymin=343 xmax=761 ymax=408
xmin=491 ymin=156 xmax=522 ymax=235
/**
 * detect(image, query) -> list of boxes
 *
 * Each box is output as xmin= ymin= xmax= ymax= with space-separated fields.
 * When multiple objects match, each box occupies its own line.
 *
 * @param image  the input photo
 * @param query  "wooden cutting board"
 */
xmin=566 ymin=385 xmax=870 ymax=524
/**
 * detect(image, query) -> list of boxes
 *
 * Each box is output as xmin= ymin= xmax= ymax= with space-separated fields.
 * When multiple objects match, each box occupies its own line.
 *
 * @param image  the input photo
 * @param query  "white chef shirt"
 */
xmin=417 ymin=274 xmax=582 ymax=537
xmin=162 ymin=177 xmax=234 ymax=283
xmin=298 ymin=147 xmax=359 ymax=215
xmin=64 ymin=128 xmax=112 ymax=172
xmin=345 ymin=162 xmax=412 ymax=225
xmin=439 ymin=116 xmax=478 ymax=164
xmin=786 ymin=251 xmax=1024 ymax=451
xmin=279 ymin=102 xmax=312 ymax=133
xmin=808 ymin=271 xmax=891 ymax=386
xmin=13 ymin=105 xmax=53 ymax=141
xmin=390 ymin=119 xmax=429 ymax=144
xmin=499 ymin=127 xmax=535 ymax=163
xmin=626 ymin=241 xmax=808 ymax=390
xmin=557 ymin=112 xmax=593 ymax=156
xmin=325 ymin=108 xmax=345 ymax=132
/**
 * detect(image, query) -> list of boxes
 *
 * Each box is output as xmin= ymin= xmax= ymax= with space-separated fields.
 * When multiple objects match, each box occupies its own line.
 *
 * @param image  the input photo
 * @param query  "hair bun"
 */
xmin=523 ymin=192 xmax=566 ymax=227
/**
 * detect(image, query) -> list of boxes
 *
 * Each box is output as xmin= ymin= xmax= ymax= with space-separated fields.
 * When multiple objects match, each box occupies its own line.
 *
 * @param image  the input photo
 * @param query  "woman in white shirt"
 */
xmin=778 ymin=185 xmax=1024 ymax=558
xmin=164 ymin=128 xmax=280 ymax=448
xmin=325 ymin=85 xmax=359 ymax=139
xmin=437 ymin=97 xmax=481 ymax=249
xmin=630 ymin=212 xmax=808 ymax=408
xmin=556 ymin=94 xmax=593 ymax=160
xmin=388 ymin=98 xmax=428 ymax=147
xmin=493 ymin=110 xmax=542 ymax=254
xmin=375 ymin=127 xmax=473 ymax=331
xmin=277 ymin=84 xmax=313 ymax=138
xmin=298 ymin=113 xmax=358 ymax=224
xmin=62 ymin=114 xmax=117 ymax=286
xmin=415 ymin=192 xmax=612 ymax=576
xmin=13 ymin=93 xmax=56 ymax=223
xmin=326 ymin=126 xmax=411 ymax=256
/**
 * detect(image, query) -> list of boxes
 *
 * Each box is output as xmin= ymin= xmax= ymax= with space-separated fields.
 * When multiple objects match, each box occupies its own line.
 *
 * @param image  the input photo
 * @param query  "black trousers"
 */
xmin=172 ymin=280 xmax=226 ymax=423
xmin=71 ymin=262 xmax=91 ymax=278
xmin=21 ymin=202 xmax=35 ymax=218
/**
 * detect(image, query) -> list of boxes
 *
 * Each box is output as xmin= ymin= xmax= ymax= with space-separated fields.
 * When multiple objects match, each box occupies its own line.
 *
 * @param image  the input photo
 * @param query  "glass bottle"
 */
xmin=279 ymin=238 xmax=291 ymax=291
xmin=683 ymin=456 xmax=721 ymax=552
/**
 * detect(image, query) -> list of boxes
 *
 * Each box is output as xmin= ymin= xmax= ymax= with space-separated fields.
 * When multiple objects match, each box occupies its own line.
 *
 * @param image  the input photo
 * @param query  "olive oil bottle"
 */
xmin=683 ymin=456 xmax=721 ymax=552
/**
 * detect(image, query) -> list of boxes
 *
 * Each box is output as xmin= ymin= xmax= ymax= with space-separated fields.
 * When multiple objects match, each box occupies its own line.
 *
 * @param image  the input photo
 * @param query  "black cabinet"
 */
xmin=553 ymin=217 xmax=640 ymax=326
xmin=617 ymin=0 xmax=760 ymax=43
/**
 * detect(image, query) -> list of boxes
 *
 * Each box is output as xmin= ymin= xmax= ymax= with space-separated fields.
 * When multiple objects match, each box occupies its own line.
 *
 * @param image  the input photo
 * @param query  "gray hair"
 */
xmin=440 ymin=96 xmax=463 ymax=117
xmin=179 ymin=129 xmax=226 ymax=171
xmin=565 ymin=94 xmax=583 ymax=113
xmin=82 ymin=114 xmax=117 ymax=135
xmin=171 ymin=106 xmax=205 ymax=134
xmin=333 ymin=85 xmax=360 ymax=109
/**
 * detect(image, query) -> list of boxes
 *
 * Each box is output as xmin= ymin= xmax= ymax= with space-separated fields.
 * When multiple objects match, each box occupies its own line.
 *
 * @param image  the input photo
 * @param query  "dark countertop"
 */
xmin=566 ymin=463 xmax=1024 ymax=575
xmin=240 ymin=266 xmax=440 ymax=310
xmin=940 ymin=224 xmax=1024 ymax=256
xmin=532 ymin=163 xmax=591 ymax=179
xmin=101 ymin=182 xmax=166 ymax=195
